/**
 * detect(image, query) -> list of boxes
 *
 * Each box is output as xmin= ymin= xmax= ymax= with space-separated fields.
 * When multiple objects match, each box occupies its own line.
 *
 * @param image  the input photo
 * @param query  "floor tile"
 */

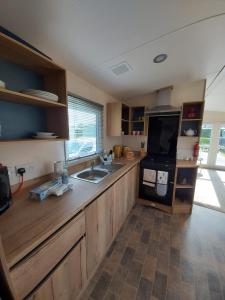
xmin=83 ymin=204 xmax=225 ymax=300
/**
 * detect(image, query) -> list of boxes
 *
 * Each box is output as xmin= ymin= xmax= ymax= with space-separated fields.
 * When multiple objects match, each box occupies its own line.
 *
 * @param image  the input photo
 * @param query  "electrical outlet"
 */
xmin=15 ymin=163 xmax=35 ymax=178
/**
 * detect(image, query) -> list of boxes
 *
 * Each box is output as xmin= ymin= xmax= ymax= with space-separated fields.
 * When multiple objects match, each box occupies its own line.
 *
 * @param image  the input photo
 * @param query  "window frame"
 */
xmin=65 ymin=93 xmax=104 ymax=162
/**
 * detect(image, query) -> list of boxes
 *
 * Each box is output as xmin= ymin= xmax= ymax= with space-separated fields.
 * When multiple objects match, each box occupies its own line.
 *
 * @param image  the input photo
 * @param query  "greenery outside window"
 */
xmin=66 ymin=94 xmax=103 ymax=160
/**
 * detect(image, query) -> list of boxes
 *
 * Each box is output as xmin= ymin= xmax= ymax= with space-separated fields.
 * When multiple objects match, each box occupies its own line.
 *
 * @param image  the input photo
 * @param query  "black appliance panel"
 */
xmin=0 ymin=166 xmax=11 ymax=214
xmin=139 ymin=158 xmax=176 ymax=206
xmin=147 ymin=115 xmax=180 ymax=159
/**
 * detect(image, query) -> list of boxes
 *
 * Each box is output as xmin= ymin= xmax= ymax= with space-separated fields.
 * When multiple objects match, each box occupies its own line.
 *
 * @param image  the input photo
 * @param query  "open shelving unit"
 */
xmin=172 ymin=160 xmax=198 ymax=214
xmin=107 ymin=103 xmax=148 ymax=136
xmin=0 ymin=88 xmax=67 ymax=108
xmin=0 ymin=32 xmax=68 ymax=142
xmin=179 ymin=101 xmax=204 ymax=138
xmin=172 ymin=101 xmax=204 ymax=213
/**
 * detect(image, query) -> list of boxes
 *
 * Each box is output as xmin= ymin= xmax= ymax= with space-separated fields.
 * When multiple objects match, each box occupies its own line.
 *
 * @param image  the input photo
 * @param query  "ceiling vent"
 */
xmin=110 ymin=62 xmax=132 ymax=76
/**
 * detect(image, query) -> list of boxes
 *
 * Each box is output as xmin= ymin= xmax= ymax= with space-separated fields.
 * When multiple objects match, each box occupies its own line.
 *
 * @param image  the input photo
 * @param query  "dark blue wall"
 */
xmin=0 ymin=101 xmax=46 ymax=139
xmin=0 ymin=58 xmax=43 ymax=91
xmin=0 ymin=58 xmax=47 ymax=139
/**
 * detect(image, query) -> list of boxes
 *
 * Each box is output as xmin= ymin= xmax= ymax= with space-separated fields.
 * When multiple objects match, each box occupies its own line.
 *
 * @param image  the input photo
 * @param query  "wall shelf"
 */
xmin=0 ymin=31 xmax=68 ymax=141
xmin=0 ymin=138 xmax=65 ymax=143
xmin=176 ymin=184 xmax=194 ymax=189
xmin=0 ymin=32 xmax=64 ymax=74
xmin=182 ymin=118 xmax=202 ymax=122
xmin=0 ymin=88 xmax=67 ymax=108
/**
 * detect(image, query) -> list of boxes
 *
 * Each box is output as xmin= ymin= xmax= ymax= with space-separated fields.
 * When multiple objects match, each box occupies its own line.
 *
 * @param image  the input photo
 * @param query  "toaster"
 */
xmin=0 ymin=165 xmax=11 ymax=214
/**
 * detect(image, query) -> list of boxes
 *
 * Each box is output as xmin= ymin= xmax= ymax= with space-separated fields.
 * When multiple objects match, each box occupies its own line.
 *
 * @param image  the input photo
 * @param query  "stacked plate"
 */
xmin=33 ymin=132 xmax=58 ymax=139
xmin=0 ymin=80 xmax=6 ymax=89
xmin=21 ymin=89 xmax=58 ymax=102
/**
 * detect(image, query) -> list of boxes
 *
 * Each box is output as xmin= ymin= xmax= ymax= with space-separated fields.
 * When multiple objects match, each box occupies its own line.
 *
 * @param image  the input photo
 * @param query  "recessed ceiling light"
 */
xmin=153 ymin=54 xmax=168 ymax=63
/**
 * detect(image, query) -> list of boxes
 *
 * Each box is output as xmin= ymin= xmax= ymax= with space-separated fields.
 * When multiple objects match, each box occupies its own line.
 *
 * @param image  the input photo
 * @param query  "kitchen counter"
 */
xmin=0 ymin=158 xmax=141 ymax=268
xmin=176 ymin=159 xmax=199 ymax=168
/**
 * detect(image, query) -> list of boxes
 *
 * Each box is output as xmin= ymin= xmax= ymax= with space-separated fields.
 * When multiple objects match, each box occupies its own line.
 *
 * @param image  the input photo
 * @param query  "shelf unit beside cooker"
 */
xmin=0 ymin=32 xmax=68 ymax=142
xmin=172 ymin=160 xmax=198 ymax=214
xmin=173 ymin=101 xmax=204 ymax=213
xmin=179 ymin=101 xmax=204 ymax=138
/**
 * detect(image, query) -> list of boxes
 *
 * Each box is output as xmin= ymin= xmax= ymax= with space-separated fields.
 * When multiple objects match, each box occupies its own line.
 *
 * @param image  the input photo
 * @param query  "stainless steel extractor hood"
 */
xmin=145 ymin=86 xmax=181 ymax=116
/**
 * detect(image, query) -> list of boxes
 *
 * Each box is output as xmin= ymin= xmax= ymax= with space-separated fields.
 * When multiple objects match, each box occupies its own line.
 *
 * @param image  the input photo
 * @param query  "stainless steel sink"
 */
xmin=98 ymin=163 xmax=125 ymax=174
xmin=71 ymin=163 xmax=125 ymax=184
xmin=71 ymin=168 xmax=109 ymax=184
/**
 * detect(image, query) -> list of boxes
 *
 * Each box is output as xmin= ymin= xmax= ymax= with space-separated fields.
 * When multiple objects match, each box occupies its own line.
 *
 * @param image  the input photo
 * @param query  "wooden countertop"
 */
xmin=176 ymin=160 xmax=198 ymax=168
xmin=0 ymin=158 xmax=140 ymax=268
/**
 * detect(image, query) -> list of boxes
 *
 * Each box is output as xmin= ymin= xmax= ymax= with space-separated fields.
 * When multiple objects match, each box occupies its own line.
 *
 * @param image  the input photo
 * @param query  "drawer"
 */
xmin=10 ymin=212 xmax=85 ymax=300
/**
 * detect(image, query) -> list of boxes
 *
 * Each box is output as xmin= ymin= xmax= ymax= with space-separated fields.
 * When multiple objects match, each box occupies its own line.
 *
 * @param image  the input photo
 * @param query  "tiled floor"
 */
xmin=81 ymin=204 xmax=225 ymax=300
xmin=195 ymin=168 xmax=225 ymax=213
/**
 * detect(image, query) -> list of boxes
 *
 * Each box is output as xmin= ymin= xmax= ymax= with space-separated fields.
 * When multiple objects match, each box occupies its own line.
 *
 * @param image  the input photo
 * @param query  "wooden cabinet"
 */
xmin=28 ymin=278 xmax=54 ymax=300
xmin=113 ymin=165 xmax=138 ymax=237
xmin=107 ymin=102 xmax=131 ymax=136
xmin=29 ymin=238 xmax=86 ymax=300
xmin=0 ymin=32 xmax=68 ymax=142
xmin=107 ymin=102 xmax=147 ymax=136
xmin=173 ymin=162 xmax=198 ymax=214
xmin=113 ymin=174 xmax=128 ymax=236
xmin=85 ymin=165 xmax=138 ymax=278
xmin=11 ymin=213 xmax=85 ymax=299
xmin=1 ymin=163 xmax=139 ymax=300
xmin=85 ymin=187 xmax=114 ymax=278
xmin=127 ymin=165 xmax=138 ymax=212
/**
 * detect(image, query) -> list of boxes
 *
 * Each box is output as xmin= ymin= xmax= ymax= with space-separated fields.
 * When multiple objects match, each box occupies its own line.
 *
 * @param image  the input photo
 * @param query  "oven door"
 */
xmin=139 ymin=161 xmax=175 ymax=206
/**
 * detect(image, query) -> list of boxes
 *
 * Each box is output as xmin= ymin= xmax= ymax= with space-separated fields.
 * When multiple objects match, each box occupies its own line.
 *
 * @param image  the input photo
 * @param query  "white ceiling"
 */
xmin=1 ymin=0 xmax=225 ymax=99
xmin=205 ymin=68 xmax=225 ymax=112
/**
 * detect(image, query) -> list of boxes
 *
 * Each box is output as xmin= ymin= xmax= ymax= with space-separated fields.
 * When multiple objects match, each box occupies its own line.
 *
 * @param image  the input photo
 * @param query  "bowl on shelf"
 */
xmin=20 ymin=89 xmax=58 ymax=102
xmin=33 ymin=132 xmax=58 ymax=139
xmin=0 ymin=80 xmax=6 ymax=89
xmin=33 ymin=135 xmax=59 ymax=139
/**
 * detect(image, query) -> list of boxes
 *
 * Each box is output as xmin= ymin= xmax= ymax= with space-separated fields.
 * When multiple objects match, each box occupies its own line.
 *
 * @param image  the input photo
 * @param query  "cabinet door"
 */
xmin=28 ymin=278 xmax=54 ymax=300
xmin=85 ymin=187 xmax=114 ymax=278
xmin=29 ymin=238 xmax=86 ymax=300
xmin=113 ymin=174 xmax=128 ymax=237
xmin=128 ymin=165 xmax=138 ymax=211
xmin=51 ymin=239 xmax=85 ymax=300
xmin=107 ymin=102 xmax=122 ymax=136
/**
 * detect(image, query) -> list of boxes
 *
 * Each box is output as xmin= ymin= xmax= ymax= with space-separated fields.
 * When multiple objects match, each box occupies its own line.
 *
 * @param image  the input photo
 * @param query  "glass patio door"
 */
xmin=216 ymin=124 xmax=225 ymax=167
xmin=199 ymin=124 xmax=213 ymax=165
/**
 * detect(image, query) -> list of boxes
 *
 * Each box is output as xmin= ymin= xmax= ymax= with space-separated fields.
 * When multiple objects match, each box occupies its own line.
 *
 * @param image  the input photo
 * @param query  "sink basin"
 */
xmin=71 ymin=163 xmax=125 ymax=184
xmin=71 ymin=168 xmax=109 ymax=184
xmin=98 ymin=163 xmax=125 ymax=174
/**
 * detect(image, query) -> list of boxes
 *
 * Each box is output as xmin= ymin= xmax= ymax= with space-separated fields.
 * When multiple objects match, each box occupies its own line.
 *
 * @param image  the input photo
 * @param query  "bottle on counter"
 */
xmin=62 ymin=163 xmax=69 ymax=184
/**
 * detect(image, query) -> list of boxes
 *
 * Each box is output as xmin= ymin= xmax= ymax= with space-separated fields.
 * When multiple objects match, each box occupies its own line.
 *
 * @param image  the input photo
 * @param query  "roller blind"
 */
xmin=66 ymin=95 xmax=103 ymax=160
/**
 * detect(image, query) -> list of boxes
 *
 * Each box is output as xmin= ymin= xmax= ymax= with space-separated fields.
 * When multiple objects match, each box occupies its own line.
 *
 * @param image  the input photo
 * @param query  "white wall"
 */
xmin=0 ymin=70 xmax=121 ymax=185
xmin=203 ymin=111 xmax=225 ymax=123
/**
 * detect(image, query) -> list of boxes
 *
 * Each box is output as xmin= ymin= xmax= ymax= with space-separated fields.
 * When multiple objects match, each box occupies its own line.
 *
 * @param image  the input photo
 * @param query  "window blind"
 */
xmin=66 ymin=95 xmax=103 ymax=160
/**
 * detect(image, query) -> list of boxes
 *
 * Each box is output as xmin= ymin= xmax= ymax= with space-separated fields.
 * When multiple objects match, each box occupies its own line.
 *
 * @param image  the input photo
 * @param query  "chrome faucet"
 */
xmin=91 ymin=160 xmax=95 ymax=172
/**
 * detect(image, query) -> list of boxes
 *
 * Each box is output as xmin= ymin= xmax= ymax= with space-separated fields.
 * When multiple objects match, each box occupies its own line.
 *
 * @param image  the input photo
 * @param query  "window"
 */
xmin=216 ymin=124 xmax=225 ymax=167
xmin=66 ymin=95 xmax=103 ymax=160
xmin=199 ymin=123 xmax=212 ymax=165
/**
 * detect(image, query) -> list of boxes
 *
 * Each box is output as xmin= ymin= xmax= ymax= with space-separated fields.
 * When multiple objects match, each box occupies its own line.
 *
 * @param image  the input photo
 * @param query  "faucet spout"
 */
xmin=91 ymin=160 xmax=95 ymax=172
